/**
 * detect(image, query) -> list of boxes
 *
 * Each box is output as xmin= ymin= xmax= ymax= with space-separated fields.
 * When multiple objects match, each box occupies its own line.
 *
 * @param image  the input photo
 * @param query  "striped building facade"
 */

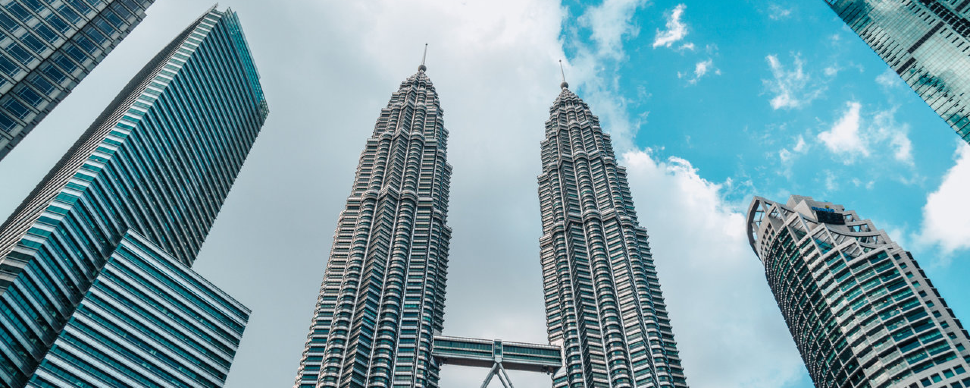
xmin=0 ymin=0 xmax=157 ymax=161
xmin=537 ymin=84 xmax=688 ymax=387
xmin=0 ymin=7 xmax=267 ymax=387
xmin=825 ymin=0 xmax=970 ymax=144
xmin=747 ymin=195 xmax=970 ymax=388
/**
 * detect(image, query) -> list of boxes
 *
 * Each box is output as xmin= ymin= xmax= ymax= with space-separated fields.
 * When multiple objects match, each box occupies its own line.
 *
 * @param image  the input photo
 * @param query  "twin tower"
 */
xmin=292 ymin=65 xmax=689 ymax=387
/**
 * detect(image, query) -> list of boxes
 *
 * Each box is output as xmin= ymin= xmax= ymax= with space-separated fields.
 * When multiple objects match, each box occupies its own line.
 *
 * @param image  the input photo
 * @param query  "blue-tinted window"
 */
xmin=46 ymin=13 xmax=72 ymax=34
xmin=0 ymin=12 xmax=17 ymax=29
xmin=53 ymin=54 xmax=77 ymax=73
xmin=103 ymin=10 xmax=124 ymax=29
xmin=34 ymin=24 xmax=58 ymax=43
xmin=20 ymin=33 xmax=47 ymax=54
xmin=110 ymin=3 xmax=133 ymax=20
xmin=73 ymin=35 xmax=97 ymax=55
xmin=7 ymin=44 xmax=33 ymax=65
xmin=21 ymin=0 xmax=45 ymax=12
xmin=66 ymin=0 xmax=92 ymax=16
xmin=2 ymin=98 xmax=31 ymax=119
xmin=17 ymin=87 xmax=43 ymax=106
xmin=83 ymin=26 xmax=107 ymax=45
xmin=29 ymin=75 xmax=55 ymax=95
xmin=64 ymin=44 xmax=87 ymax=63
xmin=40 ymin=63 xmax=66 ymax=84
xmin=93 ymin=17 xmax=114 ymax=36
xmin=56 ymin=6 xmax=82 ymax=25
xmin=0 ymin=111 xmax=16 ymax=132
xmin=6 ymin=3 xmax=32 ymax=22
xmin=0 ymin=56 xmax=20 ymax=77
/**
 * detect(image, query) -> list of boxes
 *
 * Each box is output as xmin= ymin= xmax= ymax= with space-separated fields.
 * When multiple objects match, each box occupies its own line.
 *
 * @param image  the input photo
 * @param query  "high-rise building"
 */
xmin=294 ymin=63 xmax=452 ymax=387
xmin=26 ymin=231 xmax=250 ymax=387
xmin=0 ymin=6 xmax=267 ymax=387
xmin=747 ymin=195 xmax=970 ymax=388
xmin=537 ymin=81 xmax=688 ymax=387
xmin=825 ymin=0 xmax=970 ymax=144
xmin=0 ymin=0 xmax=157 ymax=161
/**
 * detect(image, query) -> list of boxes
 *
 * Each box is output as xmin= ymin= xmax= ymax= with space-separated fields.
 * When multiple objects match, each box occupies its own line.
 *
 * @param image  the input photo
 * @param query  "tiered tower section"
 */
xmin=537 ymin=85 xmax=688 ymax=388
xmin=747 ymin=195 xmax=970 ymax=388
xmin=295 ymin=68 xmax=452 ymax=388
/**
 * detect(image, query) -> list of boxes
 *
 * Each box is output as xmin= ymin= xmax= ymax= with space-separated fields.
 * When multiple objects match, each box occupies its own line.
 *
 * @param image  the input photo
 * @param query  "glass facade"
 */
xmin=537 ymin=85 xmax=688 ymax=388
xmin=0 ymin=6 xmax=267 ymax=387
xmin=27 ymin=231 xmax=249 ymax=387
xmin=747 ymin=195 xmax=970 ymax=388
xmin=826 ymin=0 xmax=970 ymax=144
xmin=294 ymin=67 xmax=452 ymax=388
xmin=0 ymin=0 xmax=157 ymax=161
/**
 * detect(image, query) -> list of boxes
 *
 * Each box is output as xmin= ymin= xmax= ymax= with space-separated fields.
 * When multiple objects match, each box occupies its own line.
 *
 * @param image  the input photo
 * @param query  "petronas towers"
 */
xmin=539 ymin=85 xmax=687 ymax=387
xmin=295 ymin=65 xmax=688 ymax=387
xmin=295 ymin=66 xmax=452 ymax=387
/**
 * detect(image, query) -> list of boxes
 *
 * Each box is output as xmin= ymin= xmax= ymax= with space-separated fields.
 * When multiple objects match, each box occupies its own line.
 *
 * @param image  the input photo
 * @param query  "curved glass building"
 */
xmin=537 ymin=83 xmax=687 ymax=388
xmin=0 ymin=0 xmax=157 ymax=161
xmin=825 ymin=0 xmax=970 ymax=144
xmin=0 ymin=7 xmax=267 ymax=386
xmin=747 ymin=195 xmax=970 ymax=388
xmin=294 ymin=65 xmax=452 ymax=388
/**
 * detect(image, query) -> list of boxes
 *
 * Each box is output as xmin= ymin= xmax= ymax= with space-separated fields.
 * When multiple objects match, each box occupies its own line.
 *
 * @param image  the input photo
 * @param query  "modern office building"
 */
xmin=825 ymin=0 xmax=970 ymax=144
xmin=536 ymin=81 xmax=688 ymax=387
xmin=26 ymin=231 xmax=250 ymax=387
xmin=0 ymin=0 xmax=157 ymax=161
xmin=0 ymin=6 xmax=267 ymax=387
xmin=294 ymin=63 xmax=453 ymax=387
xmin=747 ymin=195 xmax=970 ymax=388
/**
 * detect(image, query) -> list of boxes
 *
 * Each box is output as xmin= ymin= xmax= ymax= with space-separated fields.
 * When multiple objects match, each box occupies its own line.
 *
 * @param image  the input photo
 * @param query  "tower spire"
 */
xmin=419 ymin=43 xmax=428 ymax=72
xmin=559 ymin=60 xmax=568 ymax=89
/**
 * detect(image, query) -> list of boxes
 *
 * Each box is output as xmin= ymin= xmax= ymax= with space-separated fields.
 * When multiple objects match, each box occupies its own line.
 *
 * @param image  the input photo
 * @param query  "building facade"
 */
xmin=825 ymin=0 xmax=970 ymax=144
xmin=294 ymin=66 xmax=452 ymax=388
xmin=747 ymin=195 xmax=970 ymax=388
xmin=0 ymin=7 xmax=267 ymax=386
xmin=536 ymin=83 xmax=688 ymax=387
xmin=26 ymin=231 xmax=250 ymax=387
xmin=0 ymin=0 xmax=157 ymax=161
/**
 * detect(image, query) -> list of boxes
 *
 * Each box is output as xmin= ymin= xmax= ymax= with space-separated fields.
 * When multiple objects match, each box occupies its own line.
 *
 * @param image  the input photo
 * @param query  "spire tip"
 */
xmin=559 ymin=60 xmax=568 ymax=89
xmin=419 ymin=43 xmax=428 ymax=72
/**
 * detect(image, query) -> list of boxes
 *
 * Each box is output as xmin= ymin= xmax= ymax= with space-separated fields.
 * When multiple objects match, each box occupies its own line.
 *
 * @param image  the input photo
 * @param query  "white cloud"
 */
xmin=919 ymin=142 xmax=970 ymax=254
xmin=793 ymin=135 xmax=807 ymax=153
xmin=622 ymin=150 xmax=807 ymax=388
xmin=876 ymin=67 xmax=903 ymax=89
xmin=764 ymin=53 xmax=824 ymax=110
xmin=818 ymin=101 xmax=869 ymax=159
xmin=582 ymin=0 xmax=649 ymax=59
xmin=768 ymin=4 xmax=793 ymax=20
xmin=816 ymin=102 xmax=914 ymax=166
xmin=653 ymin=4 xmax=688 ymax=48
xmin=678 ymin=42 xmax=696 ymax=51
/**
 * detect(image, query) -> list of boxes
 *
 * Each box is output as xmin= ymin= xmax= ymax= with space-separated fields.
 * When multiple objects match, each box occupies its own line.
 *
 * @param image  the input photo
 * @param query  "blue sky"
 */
xmin=560 ymin=0 xmax=970 ymax=386
xmin=1 ymin=0 xmax=969 ymax=387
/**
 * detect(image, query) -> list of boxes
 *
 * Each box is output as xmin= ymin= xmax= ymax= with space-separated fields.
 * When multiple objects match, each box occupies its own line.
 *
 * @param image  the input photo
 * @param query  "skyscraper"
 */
xmin=0 ymin=6 xmax=267 ymax=386
xmin=747 ymin=195 xmax=970 ymax=388
xmin=825 ymin=0 xmax=970 ymax=144
xmin=294 ymin=63 xmax=452 ymax=387
xmin=0 ymin=0 xmax=157 ymax=161
xmin=537 ymin=81 xmax=688 ymax=387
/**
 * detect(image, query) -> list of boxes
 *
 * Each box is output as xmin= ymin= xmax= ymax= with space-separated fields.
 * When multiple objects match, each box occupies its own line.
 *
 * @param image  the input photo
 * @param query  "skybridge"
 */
xmin=432 ymin=335 xmax=561 ymax=387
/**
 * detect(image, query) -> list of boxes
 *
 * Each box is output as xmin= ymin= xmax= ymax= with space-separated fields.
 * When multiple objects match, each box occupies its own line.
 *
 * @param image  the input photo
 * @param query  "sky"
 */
xmin=1 ymin=0 xmax=969 ymax=387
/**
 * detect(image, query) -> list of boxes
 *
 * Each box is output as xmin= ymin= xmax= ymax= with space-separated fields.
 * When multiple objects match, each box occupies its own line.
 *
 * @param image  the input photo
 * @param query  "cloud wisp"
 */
xmin=653 ymin=4 xmax=688 ymax=49
xmin=764 ymin=53 xmax=824 ymax=110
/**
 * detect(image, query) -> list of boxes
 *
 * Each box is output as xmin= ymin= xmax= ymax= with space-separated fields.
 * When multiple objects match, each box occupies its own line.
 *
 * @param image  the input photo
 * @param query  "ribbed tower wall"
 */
xmin=295 ymin=69 xmax=452 ymax=388
xmin=537 ymin=87 xmax=687 ymax=388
